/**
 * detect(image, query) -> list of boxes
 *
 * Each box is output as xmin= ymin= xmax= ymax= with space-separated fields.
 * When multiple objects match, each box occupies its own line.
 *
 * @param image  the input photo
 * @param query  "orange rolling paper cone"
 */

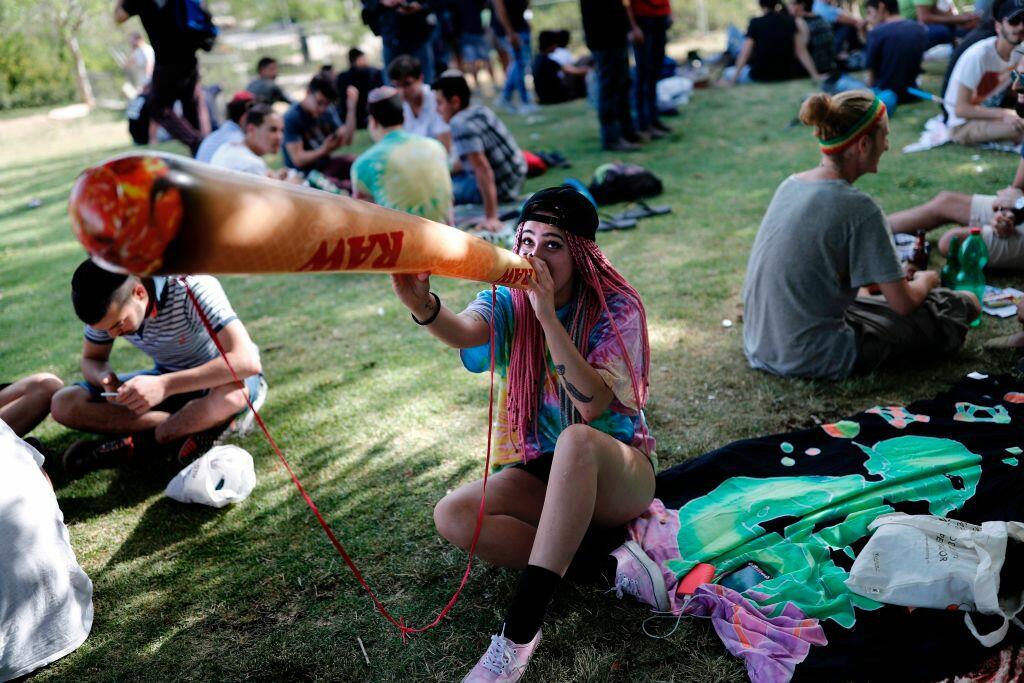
xmin=68 ymin=152 xmax=534 ymax=287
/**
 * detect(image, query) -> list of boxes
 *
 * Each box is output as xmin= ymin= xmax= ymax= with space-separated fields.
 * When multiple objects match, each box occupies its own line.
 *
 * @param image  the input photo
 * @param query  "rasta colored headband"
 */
xmin=818 ymin=97 xmax=886 ymax=156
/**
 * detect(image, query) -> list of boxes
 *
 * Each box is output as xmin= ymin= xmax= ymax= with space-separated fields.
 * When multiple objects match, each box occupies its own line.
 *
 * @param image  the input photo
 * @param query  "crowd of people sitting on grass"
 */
xmin=10 ymin=1 xmax=1024 ymax=682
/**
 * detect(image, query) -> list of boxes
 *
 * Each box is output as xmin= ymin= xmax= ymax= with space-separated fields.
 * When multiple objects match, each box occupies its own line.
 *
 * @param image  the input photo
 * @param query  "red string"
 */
xmin=180 ymin=278 xmax=498 ymax=641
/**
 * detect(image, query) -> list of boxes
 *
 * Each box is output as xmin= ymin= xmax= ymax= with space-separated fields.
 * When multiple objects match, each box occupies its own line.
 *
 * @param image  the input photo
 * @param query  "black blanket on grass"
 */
xmin=638 ymin=373 xmax=1024 ymax=682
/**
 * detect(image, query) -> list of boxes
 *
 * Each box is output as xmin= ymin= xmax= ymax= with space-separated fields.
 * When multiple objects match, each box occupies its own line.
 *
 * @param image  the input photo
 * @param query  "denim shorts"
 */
xmin=77 ymin=367 xmax=263 ymax=414
xmin=460 ymin=33 xmax=490 ymax=63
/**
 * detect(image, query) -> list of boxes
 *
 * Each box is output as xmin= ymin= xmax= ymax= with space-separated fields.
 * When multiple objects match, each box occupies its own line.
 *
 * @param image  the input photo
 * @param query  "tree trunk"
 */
xmin=66 ymin=34 xmax=96 ymax=108
xmin=696 ymin=0 xmax=708 ymax=36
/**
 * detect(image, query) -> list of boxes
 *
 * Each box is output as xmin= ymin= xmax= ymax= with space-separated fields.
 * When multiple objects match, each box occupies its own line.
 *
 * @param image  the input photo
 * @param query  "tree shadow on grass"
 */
xmin=104 ymin=498 xmax=228 ymax=568
xmin=57 ymin=450 xmax=184 ymax=525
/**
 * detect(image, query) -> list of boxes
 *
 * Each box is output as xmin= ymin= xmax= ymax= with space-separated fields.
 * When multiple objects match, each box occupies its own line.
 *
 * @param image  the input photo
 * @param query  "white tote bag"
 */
xmin=165 ymin=445 xmax=256 ymax=508
xmin=846 ymin=512 xmax=1024 ymax=647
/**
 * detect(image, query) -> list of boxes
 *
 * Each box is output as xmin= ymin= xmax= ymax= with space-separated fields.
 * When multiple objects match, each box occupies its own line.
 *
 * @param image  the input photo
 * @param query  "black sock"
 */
xmin=129 ymin=429 xmax=158 ymax=456
xmin=502 ymin=564 xmax=561 ymax=645
xmin=599 ymin=554 xmax=619 ymax=588
xmin=131 ymin=429 xmax=181 ymax=459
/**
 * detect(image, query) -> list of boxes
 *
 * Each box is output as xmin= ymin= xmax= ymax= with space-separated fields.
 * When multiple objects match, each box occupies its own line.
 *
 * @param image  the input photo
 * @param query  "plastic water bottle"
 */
xmin=940 ymin=235 xmax=961 ymax=288
xmin=305 ymin=170 xmax=344 ymax=194
xmin=954 ymin=227 xmax=988 ymax=327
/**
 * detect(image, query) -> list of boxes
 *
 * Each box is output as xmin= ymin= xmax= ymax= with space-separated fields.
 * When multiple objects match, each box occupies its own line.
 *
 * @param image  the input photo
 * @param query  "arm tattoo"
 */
xmin=555 ymin=363 xmax=593 ymax=403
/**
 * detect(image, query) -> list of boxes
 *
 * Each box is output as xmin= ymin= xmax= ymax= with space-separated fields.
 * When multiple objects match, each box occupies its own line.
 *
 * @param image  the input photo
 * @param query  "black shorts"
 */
xmin=511 ymin=452 xmax=556 ymax=483
xmin=511 ymin=447 xmax=657 ymax=484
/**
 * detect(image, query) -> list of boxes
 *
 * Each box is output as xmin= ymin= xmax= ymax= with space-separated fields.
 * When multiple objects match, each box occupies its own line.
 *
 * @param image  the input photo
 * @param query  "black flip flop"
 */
xmin=597 ymin=213 xmax=638 ymax=231
xmin=618 ymin=201 xmax=672 ymax=221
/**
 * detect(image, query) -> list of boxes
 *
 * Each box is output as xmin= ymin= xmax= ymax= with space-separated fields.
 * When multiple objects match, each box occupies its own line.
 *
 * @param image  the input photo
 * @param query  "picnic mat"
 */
xmin=628 ymin=372 xmax=1024 ymax=682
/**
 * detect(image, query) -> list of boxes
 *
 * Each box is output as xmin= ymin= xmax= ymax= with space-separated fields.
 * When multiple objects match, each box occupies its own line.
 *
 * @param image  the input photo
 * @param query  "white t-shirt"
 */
xmin=943 ymin=36 xmax=1012 ymax=128
xmin=403 ymin=84 xmax=450 ymax=141
xmin=550 ymin=47 xmax=574 ymax=67
xmin=0 ymin=420 xmax=93 ymax=681
xmin=128 ymin=43 xmax=154 ymax=89
xmin=210 ymin=140 xmax=270 ymax=177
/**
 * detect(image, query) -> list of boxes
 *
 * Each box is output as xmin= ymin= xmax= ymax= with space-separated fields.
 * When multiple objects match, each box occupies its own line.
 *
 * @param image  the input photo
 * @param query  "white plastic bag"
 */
xmin=656 ymin=76 xmax=693 ymax=112
xmin=846 ymin=513 xmax=1024 ymax=647
xmin=164 ymin=445 xmax=256 ymax=508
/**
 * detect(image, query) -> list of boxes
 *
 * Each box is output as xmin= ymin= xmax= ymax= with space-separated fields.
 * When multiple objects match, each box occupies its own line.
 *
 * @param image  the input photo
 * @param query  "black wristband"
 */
xmin=411 ymin=292 xmax=441 ymax=326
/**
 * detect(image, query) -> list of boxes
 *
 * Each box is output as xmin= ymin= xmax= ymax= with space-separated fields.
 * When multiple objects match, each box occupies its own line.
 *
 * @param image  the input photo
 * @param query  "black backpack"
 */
xmin=174 ymin=0 xmax=218 ymax=52
xmin=587 ymin=162 xmax=663 ymax=206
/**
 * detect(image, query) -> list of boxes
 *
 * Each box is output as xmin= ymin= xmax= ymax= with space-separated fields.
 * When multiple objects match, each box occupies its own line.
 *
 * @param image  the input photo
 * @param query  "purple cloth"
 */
xmin=683 ymin=584 xmax=827 ymax=683
xmin=627 ymin=500 xmax=828 ymax=683
xmin=626 ymin=498 xmax=687 ymax=611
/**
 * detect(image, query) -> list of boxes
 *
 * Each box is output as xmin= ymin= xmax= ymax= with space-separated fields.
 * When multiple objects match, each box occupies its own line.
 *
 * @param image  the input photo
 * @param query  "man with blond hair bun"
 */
xmin=743 ymin=90 xmax=979 ymax=380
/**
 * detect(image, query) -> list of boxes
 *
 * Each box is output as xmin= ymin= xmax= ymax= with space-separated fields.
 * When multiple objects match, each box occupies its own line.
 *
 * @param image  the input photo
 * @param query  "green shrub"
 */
xmin=0 ymin=33 xmax=76 ymax=110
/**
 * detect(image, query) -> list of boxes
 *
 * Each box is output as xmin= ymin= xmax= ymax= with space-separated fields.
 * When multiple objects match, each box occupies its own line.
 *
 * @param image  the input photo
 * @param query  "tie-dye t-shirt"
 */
xmin=350 ymin=129 xmax=453 ymax=224
xmin=461 ymin=286 xmax=656 ymax=471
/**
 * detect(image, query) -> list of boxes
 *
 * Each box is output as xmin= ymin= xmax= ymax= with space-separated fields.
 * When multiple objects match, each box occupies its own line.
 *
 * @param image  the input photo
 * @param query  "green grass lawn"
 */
xmin=2 ymin=64 xmax=1022 ymax=682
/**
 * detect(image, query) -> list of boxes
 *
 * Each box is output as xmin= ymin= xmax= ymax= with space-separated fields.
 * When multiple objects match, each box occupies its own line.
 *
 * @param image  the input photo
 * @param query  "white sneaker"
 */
xmin=494 ymin=96 xmax=519 ymax=114
xmin=462 ymin=627 xmax=541 ymax=683
xmin=233 ymin=375 xmax=268 ymax=437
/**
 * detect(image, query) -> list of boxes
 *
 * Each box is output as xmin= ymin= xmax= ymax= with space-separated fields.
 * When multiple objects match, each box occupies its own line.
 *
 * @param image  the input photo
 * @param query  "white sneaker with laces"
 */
xmin=461 ymin=626 xmax=541 ymax=683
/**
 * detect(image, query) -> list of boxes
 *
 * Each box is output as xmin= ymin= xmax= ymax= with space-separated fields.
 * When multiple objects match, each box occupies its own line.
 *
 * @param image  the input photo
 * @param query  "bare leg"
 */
xmin=1006 ymin=331 xmax=1024 ymax=347
xmin=483 ymin=59 xmax=496 ymax=93
xmin=889 ymin=191 xmax=973 ymax=234
xmin=50 ymin=385 xmax=168 ymax=435
xmin=528 ymin=424 xmax=655 ymax=577
xmin=938 ymin=226 xmax=973 ymax=255
xmin=433 ymin=467 xmax=547 ymax=568
xmin=153 ymin=382 xmax=248 ymax=443
xmin=50 ymin=381 xmax=248 ymax=442
xmin=195 ymin=81 xmax=212 ymax=138
xmin=0 ymin=374 xmax=64 ymax=437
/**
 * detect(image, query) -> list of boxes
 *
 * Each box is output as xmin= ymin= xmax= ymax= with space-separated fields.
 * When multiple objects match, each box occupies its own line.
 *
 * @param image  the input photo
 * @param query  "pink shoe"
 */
xmin=609 ymin=540 xmax=670 ymax=612
xmin=462 ymin=627 xmax=541 ymax=682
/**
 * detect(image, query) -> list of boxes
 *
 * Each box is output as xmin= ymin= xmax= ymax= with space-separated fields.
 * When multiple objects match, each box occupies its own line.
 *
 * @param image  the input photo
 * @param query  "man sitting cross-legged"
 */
xmin=51 ymin=260 xmax=266 ymax=478
xmin=211 ymin=103 xmax=303 ymax=184
xmin=351 ymin=86 xmax=453 ymax=224
xmin=889 ymin=55 xmax=1024 ymax=270
xmin=433 ymin=70 xmax=527 ymax=233
xmin=940 ymin=0 xmax=1024 ymax=146
xmin=282 ymin=74 xmax=359 ymax=189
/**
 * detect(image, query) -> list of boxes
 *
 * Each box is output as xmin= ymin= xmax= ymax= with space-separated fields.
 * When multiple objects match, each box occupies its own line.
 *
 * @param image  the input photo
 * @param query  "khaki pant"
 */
xmin=848 ymin=289 xmax=976 ymax=374
xmin=969 ymin=194 xmax=1024 ymax=269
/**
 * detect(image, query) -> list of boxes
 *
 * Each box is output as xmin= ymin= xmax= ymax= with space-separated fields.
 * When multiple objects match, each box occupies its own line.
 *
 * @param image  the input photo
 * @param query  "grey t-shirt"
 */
xmin=742 ymin=176 xmax=904 ymax=379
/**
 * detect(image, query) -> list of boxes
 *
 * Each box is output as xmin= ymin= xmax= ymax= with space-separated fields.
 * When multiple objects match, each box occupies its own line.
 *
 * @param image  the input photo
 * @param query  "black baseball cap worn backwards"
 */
xmin=997 ymin=0 xmax=1024 ymax=22
xmin=518 ymin=187 xmax=599 ymax=241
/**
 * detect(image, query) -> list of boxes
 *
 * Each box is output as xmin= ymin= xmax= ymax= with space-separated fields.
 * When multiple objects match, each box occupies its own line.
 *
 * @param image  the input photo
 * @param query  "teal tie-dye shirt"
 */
xmin=461 ymin=286 xmax=656 ymax=471
xmin=350 ymin=129 xmax=453 ymax=224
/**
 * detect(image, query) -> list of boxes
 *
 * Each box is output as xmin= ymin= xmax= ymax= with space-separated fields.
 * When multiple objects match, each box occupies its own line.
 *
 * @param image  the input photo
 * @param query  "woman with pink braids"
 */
xmin=391 ymin=186 xmax=656 ymax=683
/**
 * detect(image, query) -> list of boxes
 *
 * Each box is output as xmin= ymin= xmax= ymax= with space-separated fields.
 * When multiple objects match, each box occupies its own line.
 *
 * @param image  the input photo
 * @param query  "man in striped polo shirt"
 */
xmin=51 ymin=260 xmax=267 ymax=478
